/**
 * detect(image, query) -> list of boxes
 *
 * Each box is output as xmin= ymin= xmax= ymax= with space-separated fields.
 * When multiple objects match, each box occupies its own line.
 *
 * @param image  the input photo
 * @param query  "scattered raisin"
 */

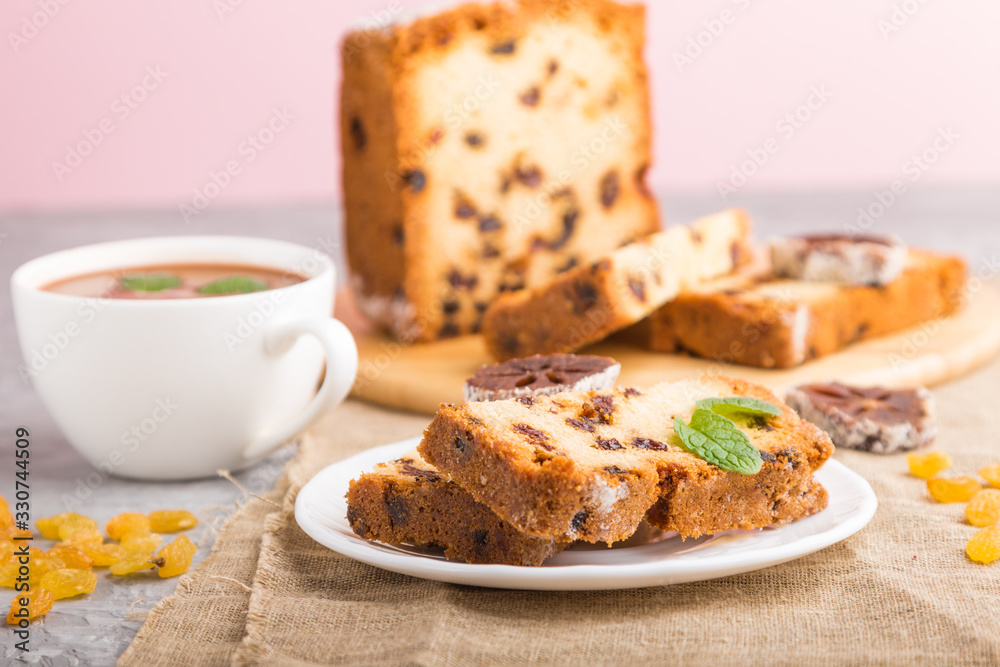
xmin=442 ymin=300 xmax=460 ymax=315
xmin=473 ymin=530 xmax=489 ymax=546
xmin=520 ymin=87 xmax=541 ymax=107
xmin=965 ymin=489 xmax=1000 ymax=527
xmin=980 ymin=464 xmax=1000 ymax=489
xmin=571 ymin=510 xmax=588 ymax=531
xmin=547 ymin=59 xmax=559 ymax=76
xmin=907 ymin=451 xmax=953 ymax=479
xmin=966 ymin=525 xmax=1000 ymax=564
xmin=392 ymin=225 xmax=404 ymax=246
xmin=623 ymin=388 xmax=642 ymax=397
xmin=516 ymin=396 xmax=535 ymax=406
xmin=105 ymin=513 xmax=151 ymax=541
xmin=121 ymin=533 xmax=163 ymax=554
xmin=604 ymin=466 xmax=628 ymax=475
xmin=39 ymin=569 xmax=97 ymax=599
xmin=429 ymin=127 xmax=444 ymax=144
xmin=350 ymin=116 xmax=366 ymax=150
xmin=513 ymin=423 xmax=549 ymax=443
xmin=109 ymin=553 xmax=158 ymax=576
xmin=600 ymin=171 xmax=619 ymax=208
xmin=385 ymin=493 xmax=408 ymax=526
xmin=465 ymin=132 xmax=485 ymax=148
xmin=83 ymin=543 xmax=126 ymax=567
xmin=6 ymin=589 xmax=53 ymax=625
xmin=447 ymin=269 xmax=478 ymax=290
xmin=927 ymin=477 xmax=982 ymax=503
xmin=157 ymin=535 xmax=197 ymax=578
xmin=439 ymin=322 xmax=460 ymax=338
xmin=454 ymin=435 xmax=466 ymax=452
xmin=570 ymin=281 xmax=598 ymax=314
xmin=760 ymin=451 xmax=777 ymax=463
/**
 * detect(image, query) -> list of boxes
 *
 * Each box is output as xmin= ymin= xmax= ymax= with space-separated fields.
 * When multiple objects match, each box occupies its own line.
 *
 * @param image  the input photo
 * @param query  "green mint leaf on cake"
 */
xmin=673 ymin=409 xmax=763 ymax=475
xmin=197 ymin=276 xmax=268 ymax=295
xmin=696 ymin=396 xmax=782 ymax=420
xmin=119 ymin=273 xmax=182 ymax=292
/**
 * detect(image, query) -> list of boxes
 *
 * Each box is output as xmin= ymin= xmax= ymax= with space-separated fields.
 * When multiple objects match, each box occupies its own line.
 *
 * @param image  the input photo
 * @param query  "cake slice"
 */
xmin=418 ymin=375 xmax=833 ymax=543
xmin=627 ymin=249 xmax=966 ymax=368
xmin=481 ymin=209 xmax=753 ymax=360
xmin=347 ymin=451 xmax=567 ymax=565
xmin=342 ymin=0 xmax=660 ymax=342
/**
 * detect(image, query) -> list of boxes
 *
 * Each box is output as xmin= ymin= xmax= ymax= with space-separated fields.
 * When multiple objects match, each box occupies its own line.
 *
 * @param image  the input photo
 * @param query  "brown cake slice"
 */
xmin=481 ymin=209 xmax=753 ymax=360
xmin=418 ymin=375 xmax=833 ymax=543
xmin=629 ymin=249 xmax=966 ymax=368
xmin=347 ymin=451 xmax=567 ymax=566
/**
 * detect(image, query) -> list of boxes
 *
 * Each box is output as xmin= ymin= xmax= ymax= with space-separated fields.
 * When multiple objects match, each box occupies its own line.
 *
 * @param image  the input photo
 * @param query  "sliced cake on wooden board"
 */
xmin=481 ymin=209 xmax=753 ymax=360
xmin=341 ymin=0 xmax=659 ymax=342
xmin=418 ymin=375 xmax=833 ymax=544
xmin=627 ymin=249 xmax=967 ymax=368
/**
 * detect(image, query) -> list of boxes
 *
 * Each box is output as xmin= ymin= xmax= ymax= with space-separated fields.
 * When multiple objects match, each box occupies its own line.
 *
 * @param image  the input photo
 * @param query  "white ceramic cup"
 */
xmin=11 ymin=236 xmax=358 ymax=480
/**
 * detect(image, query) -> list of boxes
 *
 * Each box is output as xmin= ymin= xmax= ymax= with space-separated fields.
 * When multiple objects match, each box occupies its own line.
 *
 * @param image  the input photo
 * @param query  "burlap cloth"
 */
xmin=120 ymin=358 xmax=1000 ymax=666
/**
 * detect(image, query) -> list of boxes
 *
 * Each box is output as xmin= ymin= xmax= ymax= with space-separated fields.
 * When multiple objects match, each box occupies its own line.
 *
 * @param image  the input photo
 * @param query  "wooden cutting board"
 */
xmin=338 ymin=287 xmax=1000 ymax=415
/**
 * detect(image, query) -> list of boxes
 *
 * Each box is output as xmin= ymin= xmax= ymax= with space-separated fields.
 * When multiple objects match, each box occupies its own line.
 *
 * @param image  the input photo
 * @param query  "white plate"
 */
xmin=295 ymin=438 xmax=877 ymax=591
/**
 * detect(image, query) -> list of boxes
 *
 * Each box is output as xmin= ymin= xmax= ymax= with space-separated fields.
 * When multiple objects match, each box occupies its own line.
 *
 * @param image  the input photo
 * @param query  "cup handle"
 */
xmin=242 ymin=317 xmax=359 ymax=461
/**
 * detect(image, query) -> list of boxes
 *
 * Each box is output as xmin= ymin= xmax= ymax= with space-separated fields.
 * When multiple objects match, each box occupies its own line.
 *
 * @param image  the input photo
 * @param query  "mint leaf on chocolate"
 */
xmin=673 ymin=409 xmax=763 ymax=475
xmin=696 ymin=396 xmax=781 ymax=420
xmin=119 ymin=273 xmax=182 ymax=292
xmin=197 ymin=276 xmax=268 ymax=295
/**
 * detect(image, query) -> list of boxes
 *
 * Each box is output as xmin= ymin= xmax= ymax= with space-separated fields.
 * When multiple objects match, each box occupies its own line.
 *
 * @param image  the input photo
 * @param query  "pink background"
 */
xmin=2 ymin=0 xmax=998 ymax=212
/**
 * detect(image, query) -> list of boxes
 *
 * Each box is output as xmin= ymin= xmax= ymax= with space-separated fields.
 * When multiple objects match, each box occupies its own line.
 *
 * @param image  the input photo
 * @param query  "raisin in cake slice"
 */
xmin=342 ymin=0 xmax=659 ymax=342
xmin=418 ymin=375 xmax=833 ymax=544
xmin=481 ymin=209 xmax=753 ymax=360
xmin=347 ymin=451 xmax=567 ymax=566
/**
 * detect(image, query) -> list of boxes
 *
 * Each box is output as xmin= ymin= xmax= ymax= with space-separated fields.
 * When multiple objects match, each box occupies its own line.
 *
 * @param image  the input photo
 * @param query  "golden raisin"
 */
xmin=966 ymin=489 xmax=1000 ymax=527
xmin=45 ymin=546 xmax=93 ymax=571
xmin=0 ymin=526 xmax=33 ymax=542
xmin=121 ymin=533 xmax=162 ymax=554
xmin=157 ymin=534 xmax=196 ymax=578
xmin=105 ymin=513 xmax=152 ymax=541
xmin=82 ymin=543 xmax=127 ymax=567
xmin=36 ymin=513 xmax=73 ymax=540
xmin=39 ymin=568 xmax=98 ymax=599
xmin=148 ymin=510 xmax=198 ymax=533
xmin=981 ymin=464 xmax=1000 ymax=490
xmin=56 ymin=514 xmax=98 ymax=540
xmin=6 ymin=588 xmax=54 ymax=625
xmin=0 ymin=549 xmax=59 ymax=588
xmin=0 ymin=543 xmax=13 ymax=564
xmin=907 ymin=451 xmax=953 ymax=479
xmin=966 ymin=525 xmax=1000 ymax=564
xmin=59 ymin=528 xmax=103 ymax=548
xmin=109 ymin=552 xmax=158 ymax=575
xmin=927 ymin=477 xmax=982 ymax=503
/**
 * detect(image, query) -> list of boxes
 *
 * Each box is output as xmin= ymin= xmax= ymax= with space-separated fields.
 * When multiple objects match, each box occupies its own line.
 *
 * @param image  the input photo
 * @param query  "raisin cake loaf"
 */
xmin=629 ymin=249 xmax=966 ymax=368
xmin=418 ymin=375 xmax=833 ymax=543
xmin=347 ymin=451 xmax=566 ymax=565
xmin=342 ymin=0 xmax=660 ymax=342
xmin=481 ymin=209 xmax=753 ymax=360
